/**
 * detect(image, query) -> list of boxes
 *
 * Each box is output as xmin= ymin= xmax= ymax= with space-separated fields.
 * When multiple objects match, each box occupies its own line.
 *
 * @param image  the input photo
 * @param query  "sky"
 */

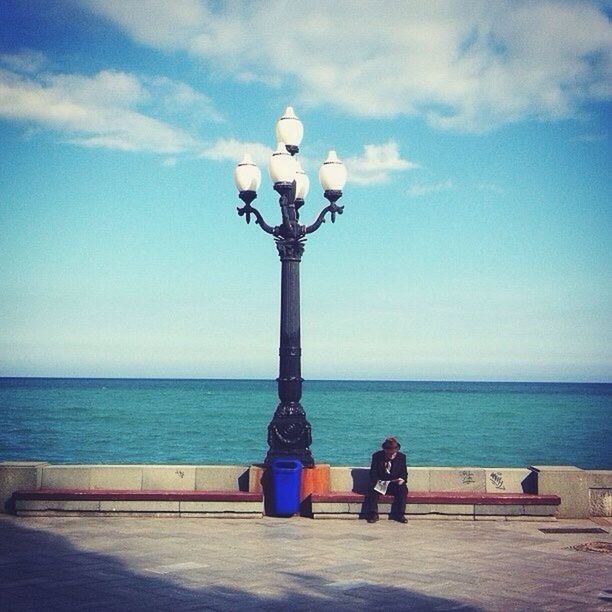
xmin=0 ymin=0 xmax=610 ymax=382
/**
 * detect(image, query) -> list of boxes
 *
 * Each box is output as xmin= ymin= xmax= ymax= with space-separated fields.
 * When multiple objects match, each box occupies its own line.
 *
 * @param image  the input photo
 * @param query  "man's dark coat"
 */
xmin=369 ymin=450 xmax=408 ymax=485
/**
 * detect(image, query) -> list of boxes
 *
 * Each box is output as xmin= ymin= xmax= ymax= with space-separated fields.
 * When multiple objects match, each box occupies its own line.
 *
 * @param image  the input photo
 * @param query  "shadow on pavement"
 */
xmin=0 ymin=517 xmax=482 ymax=611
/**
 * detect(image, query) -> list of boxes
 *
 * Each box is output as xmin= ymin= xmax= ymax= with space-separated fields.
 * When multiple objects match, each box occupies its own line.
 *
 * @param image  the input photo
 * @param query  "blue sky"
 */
xmin=0 ymin=0 xmax=610 ymax=381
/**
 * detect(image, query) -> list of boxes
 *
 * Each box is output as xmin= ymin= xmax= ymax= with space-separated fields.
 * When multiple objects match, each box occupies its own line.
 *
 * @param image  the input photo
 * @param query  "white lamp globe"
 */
xmin=294 ymin=161 xmax=310 ymax=200
xmin=318 ymin=150 xmax=347 ymax=191
xmin=275 ymin=106 xmax=304 ymax=149
xmin=268 ymin=141 xmax=297 ymax=184
xmin=233 ymin=153 xmax=261 ymax=192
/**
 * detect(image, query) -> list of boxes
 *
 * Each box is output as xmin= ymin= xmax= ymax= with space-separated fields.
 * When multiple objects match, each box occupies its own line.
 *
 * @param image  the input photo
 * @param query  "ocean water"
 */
xmin=0 ymin=378 xmax=610 ymax=468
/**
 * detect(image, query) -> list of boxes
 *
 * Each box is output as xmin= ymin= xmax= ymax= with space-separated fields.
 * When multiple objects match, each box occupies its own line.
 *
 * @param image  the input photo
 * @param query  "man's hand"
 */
xmin=393 ymin=478 xmax=405 ymax=485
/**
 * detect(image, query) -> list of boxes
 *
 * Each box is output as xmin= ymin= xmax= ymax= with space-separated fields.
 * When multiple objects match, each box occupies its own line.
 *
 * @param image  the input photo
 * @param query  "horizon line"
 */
xmin=0 ymin=376 xmax=610 ymax=385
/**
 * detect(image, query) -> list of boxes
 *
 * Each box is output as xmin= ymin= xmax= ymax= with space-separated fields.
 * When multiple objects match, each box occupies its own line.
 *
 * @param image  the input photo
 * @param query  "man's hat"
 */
xmin=382 ymin=436 xmax=401 ymax=450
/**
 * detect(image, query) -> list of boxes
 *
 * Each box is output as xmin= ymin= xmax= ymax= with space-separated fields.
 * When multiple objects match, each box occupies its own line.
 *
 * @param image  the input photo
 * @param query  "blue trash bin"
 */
xmin=270 ymin=457 xmax=302 ymax=515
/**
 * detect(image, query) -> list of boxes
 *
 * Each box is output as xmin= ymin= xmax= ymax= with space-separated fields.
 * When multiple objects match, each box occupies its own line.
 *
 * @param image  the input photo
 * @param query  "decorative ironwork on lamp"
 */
xmin=233 ymin=106 xmax=347 ymax=466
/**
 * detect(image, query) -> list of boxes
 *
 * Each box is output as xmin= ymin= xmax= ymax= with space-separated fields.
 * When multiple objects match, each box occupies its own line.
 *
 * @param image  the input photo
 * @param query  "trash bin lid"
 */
xmin=273 ymin=461 xmax=301 ymax=470
xmin=270 ymin=457 xmax=302 ymax=470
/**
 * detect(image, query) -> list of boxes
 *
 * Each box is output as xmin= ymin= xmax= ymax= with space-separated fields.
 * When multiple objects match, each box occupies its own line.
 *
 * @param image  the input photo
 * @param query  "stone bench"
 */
xmin=308 ymin=491 xmax=561 ymax=520
xmin=12 ymin=489 xmax=264 ymax=518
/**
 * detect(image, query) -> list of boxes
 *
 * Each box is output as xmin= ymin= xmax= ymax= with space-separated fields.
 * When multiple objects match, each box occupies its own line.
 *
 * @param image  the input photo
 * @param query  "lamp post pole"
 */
xmin=234 ymin=107 xmax=347 ymax=467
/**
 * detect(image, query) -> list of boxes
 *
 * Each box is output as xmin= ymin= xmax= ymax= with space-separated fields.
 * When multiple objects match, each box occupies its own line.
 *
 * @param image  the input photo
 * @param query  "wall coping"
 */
xmin=1 ymin=462 xmax=609 ymax=472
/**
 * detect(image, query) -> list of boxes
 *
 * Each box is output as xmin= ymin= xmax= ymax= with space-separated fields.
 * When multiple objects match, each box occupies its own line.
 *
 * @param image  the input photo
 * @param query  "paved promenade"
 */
xmin=0 ymin=515 xmax=610 ymax=611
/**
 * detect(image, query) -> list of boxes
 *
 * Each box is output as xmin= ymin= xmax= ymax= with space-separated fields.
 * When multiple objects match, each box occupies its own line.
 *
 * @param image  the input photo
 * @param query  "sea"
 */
xmin=0 ymin=378 xmax=610 ymax=469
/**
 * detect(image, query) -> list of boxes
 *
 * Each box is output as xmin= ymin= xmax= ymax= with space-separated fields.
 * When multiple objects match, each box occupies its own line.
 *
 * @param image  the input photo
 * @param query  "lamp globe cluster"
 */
xmin=233 ymin=106 xmax=347 ymax=197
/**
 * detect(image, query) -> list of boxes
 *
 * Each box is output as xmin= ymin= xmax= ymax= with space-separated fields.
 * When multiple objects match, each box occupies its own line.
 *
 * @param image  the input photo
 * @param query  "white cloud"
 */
xmin=0 ymin=49 xmax=46 ymax=73
xmin=200 ymin=138 xmax=416 ymax=186
xmin=81 ymin=0 xmax=207 ymax=48
xmin=46 ymin=70 xmax=144 ymax=107
xmin=145 ymin=76 xmax=222 ymax=122
xmin=200 ymin=138 xmax=273 ymax=167
xmin=80 ymin=0 xmax=612 ymax=132
xmin=344 ymin=141 xmax=418 ymax=185
xmin=0 ymin=61 xmax=220 ymax=155
xmin=407 ymin=179 xmax=453 ymax=197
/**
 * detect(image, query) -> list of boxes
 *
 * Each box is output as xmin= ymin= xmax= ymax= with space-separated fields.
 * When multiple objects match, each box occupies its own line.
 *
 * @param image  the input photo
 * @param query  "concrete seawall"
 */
xmin=1 ymin=461 xmax=610 ymax=518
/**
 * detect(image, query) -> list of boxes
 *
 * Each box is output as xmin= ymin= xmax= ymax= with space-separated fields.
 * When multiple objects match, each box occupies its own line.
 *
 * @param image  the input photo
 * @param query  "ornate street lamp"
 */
xmin=233 ymin=106 xmax=347 ymax=467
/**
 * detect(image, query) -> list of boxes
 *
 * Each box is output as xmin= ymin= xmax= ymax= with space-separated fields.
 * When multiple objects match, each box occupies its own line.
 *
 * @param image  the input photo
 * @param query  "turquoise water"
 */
xmin=0 ymin=378 xmax=610 ymax=468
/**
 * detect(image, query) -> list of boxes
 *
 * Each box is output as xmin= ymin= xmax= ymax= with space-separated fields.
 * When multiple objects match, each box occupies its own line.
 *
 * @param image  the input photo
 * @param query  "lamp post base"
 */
xmin=264 ymin=448 xmax=314 ymax=468
xmin=264 ymin=401 xmax=314 ymax=467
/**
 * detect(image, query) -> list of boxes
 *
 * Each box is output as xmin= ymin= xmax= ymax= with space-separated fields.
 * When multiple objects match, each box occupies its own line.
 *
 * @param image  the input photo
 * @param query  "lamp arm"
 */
xmin=237 ymin=204 xmax=276 ymax=235
xmin=304 ymin=203 xmax=344 ymax=235
xmin=237 ymin=190 xmax=276 ymax=235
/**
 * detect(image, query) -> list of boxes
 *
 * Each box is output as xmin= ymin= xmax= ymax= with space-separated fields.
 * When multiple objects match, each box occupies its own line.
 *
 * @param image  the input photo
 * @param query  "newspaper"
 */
xmin=374 ymin=480 xmax=391 ymax=495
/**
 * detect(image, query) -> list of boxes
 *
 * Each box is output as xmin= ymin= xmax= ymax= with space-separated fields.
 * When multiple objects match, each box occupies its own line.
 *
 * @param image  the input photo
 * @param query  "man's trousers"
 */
xmin=366 ymin=482 xmax=407 ymax=518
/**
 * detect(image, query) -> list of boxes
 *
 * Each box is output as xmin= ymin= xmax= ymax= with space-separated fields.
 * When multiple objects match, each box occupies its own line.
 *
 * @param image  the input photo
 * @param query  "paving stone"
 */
xmin=178 ymin=500 xmax=262 ymax=513
xmin=475 ymin=504 xmax=523 ymax=516
xmin=408 ymin=514 xmax=475 ymax=520
xmin=1 ymin=515 xmax=610 ymax=611
xmin=506 ymin=515 xmax=556 ymax=521
xmin=310 ymin=502 xmax=349 ymax=513
xmin=98 ymin=500 xmax=179 ymax=512
xmin=347 ymin=502 xmax=391 ymax=513
xmin=16 ymin=500 xmax=101 ymax=512
xmin=429 ymin=503 xmax=475 ymax=515
xmin=405 ymin=503 xmax=431 ymax=514
xmin=312 ymin=514 xmax=359 ymax=519
xmin=179 ymin=511 xmax=262 ymax=519
xmin=522 ymin=504 xmax=558 ymax=516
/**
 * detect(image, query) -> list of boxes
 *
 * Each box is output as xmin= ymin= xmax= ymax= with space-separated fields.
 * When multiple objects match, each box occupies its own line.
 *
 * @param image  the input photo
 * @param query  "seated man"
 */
xmin=366 ymin=436 xmax=408 ymax=523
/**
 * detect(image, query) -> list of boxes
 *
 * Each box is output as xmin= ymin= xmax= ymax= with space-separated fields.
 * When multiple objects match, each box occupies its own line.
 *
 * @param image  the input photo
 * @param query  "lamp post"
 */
xmin=233 ymin=106 xmax=347 ymax=467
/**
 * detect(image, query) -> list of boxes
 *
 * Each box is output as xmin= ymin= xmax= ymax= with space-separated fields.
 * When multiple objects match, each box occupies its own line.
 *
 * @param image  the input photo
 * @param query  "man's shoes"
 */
xmin=395 ymin=516 xmax=408 ymax=524
xmin=366 ymin=515 xmax=379 ymax=523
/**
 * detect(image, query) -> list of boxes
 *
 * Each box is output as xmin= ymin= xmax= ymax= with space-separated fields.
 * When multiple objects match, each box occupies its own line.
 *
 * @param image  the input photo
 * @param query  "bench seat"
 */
xmin=12 ymin=489 xmax=263 ymax=517
xmin=11 ymin=488 xmax=562 ymax=520
xmin=309 ymin=491 xmax=561 ymax=520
